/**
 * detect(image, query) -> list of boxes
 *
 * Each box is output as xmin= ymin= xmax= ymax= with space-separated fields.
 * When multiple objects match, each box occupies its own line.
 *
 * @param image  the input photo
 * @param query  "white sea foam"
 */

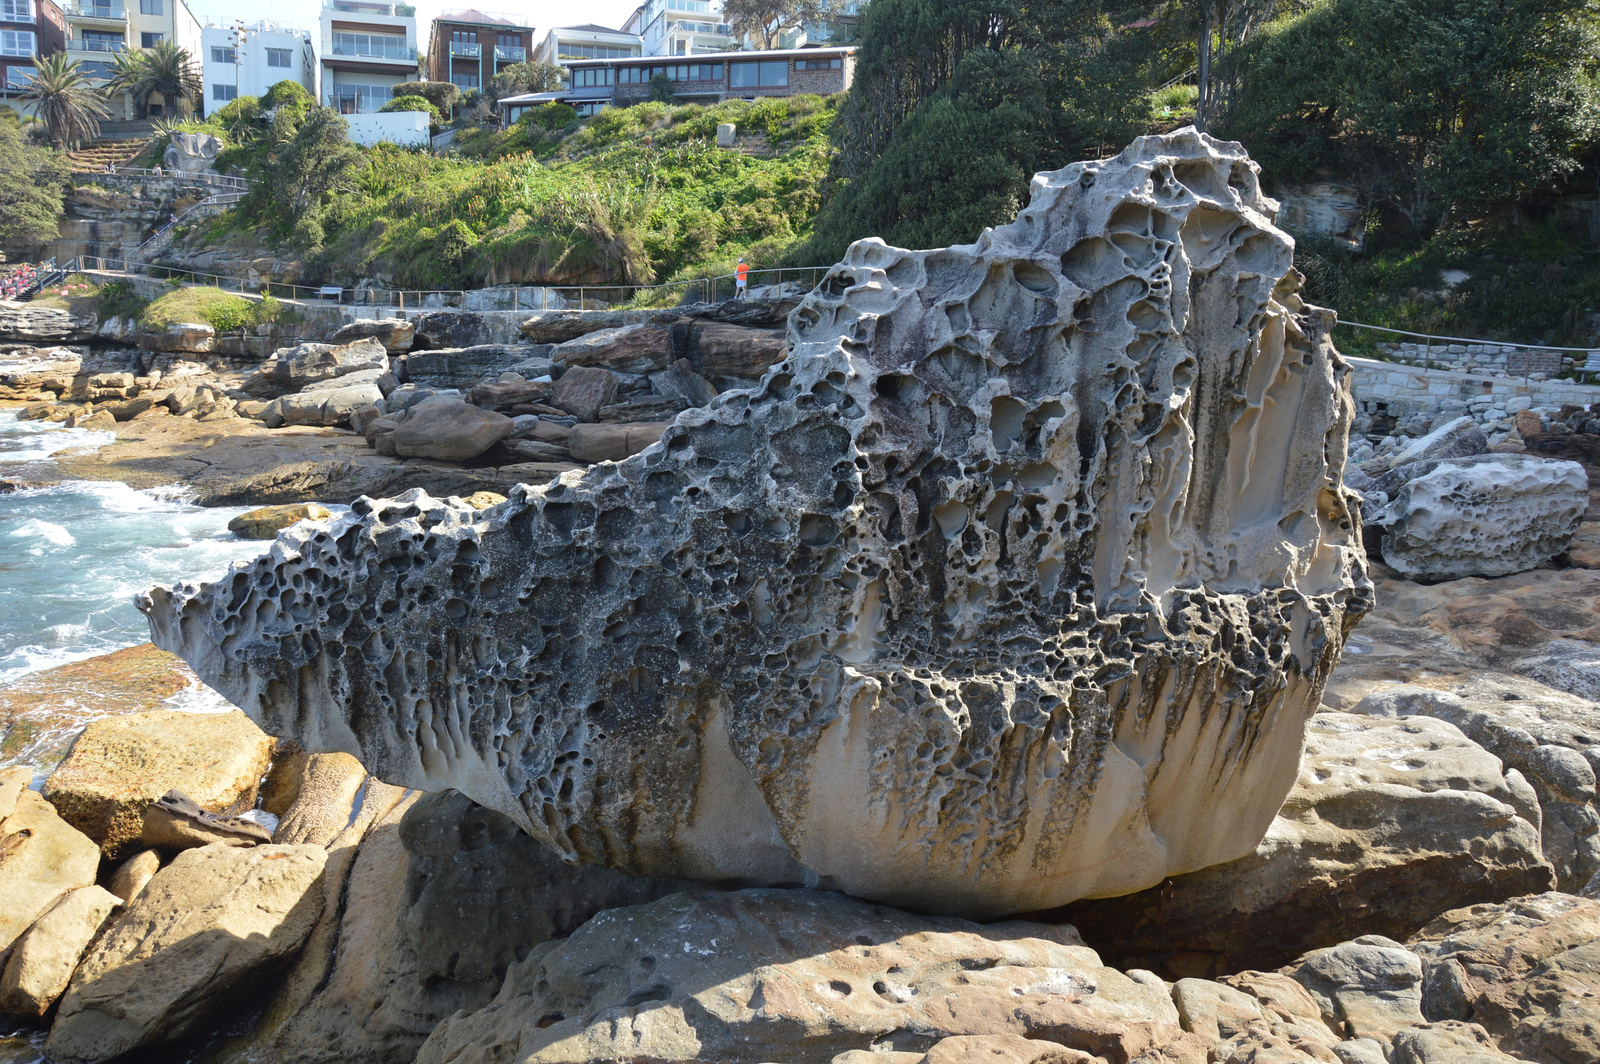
xmin=8 ymin=518 xmax=75 ymax=546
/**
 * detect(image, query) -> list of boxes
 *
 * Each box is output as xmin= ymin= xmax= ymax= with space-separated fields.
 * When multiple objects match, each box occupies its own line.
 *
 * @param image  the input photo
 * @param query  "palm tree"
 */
xmin=130 ymin=40 xmax=203 ymax=118
xmin=21 ymin=53 xmax=109 ymax=150
xmin=104 ymin=47 xmax=148 ymax=117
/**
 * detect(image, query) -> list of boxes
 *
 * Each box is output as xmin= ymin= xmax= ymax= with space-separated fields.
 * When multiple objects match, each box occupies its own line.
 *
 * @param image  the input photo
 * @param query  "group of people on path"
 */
xmin=1 ymin=264 xmax=42 ymax=301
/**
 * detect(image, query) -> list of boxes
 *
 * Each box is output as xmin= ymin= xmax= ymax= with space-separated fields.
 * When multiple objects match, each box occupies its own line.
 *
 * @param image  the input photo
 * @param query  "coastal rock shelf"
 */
xmin=141 ymin=130 xmax=1371 ymax=917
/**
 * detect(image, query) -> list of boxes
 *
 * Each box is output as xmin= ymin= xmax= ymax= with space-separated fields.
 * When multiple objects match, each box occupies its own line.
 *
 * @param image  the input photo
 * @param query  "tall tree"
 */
xmin=20 ymin=54 xmax=109 ymax=150
xmin=0 ymin=119 xmax=68 ymax=246
xmin=723 ymin=0 xmax=845 ymax=49
xmin=1223 ymin=0 xmax=1600 ymax=232
xmin=250 ymin=106 xmax=363 ymax=249
xmin=487 ymin=61 xmax=566 ymax=104
xmin=130 ymin=40 xmax=203 ymax=117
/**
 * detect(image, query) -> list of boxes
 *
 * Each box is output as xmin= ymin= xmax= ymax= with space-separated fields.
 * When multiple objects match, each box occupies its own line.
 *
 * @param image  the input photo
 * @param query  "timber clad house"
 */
xmin=501 ymin=44 xmax=854 ymax=123
xmin=425 ymin=7 xmax=533 ymax=96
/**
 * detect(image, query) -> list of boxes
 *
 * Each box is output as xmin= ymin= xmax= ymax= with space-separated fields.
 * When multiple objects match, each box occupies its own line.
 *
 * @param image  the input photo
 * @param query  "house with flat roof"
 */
xmin=0 ymin=0 xmax=65 ymax=115
xmin=320 ymin=0 xmax=418 ymax=115
xmin=63 ymin=0 xmax=200 ymax=116
xmin=531 ymin=23 xmax=640 ymax=68
xmin=426 ymin=7 xmax=532 ymax=97
xmin=622 ymin=0 xmax=733 ymax=58
xmin=200 ymin=18 xmax=314 ymax=116
xmin=502 ymin=44 xmax=853 ymax=122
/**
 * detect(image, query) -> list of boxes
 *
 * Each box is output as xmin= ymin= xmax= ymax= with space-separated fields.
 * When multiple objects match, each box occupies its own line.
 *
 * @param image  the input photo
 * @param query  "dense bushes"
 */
xmin=139 ymin=286 xmax=279 ymax=331
xmin=380 ymin=95 xmax=441 ymax=123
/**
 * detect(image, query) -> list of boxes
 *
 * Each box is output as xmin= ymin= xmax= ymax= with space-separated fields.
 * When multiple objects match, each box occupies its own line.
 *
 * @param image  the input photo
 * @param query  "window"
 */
xmin=0 ymin=30 xmax=33 ymax=57
xmin=82 ymin=30 xmax=122 ymax=47
xmin=730 ymin=60 xmax=787 ymax=88
xmin=560 ymin=43 xmax=634 ymax=60
xmin=211 ymin=83 xmax=236 ymax=100
xmin=140 ymin=32 xmax=163 ymax=47
xmin=449 ymin=72 xmax=477 ymax=89
xmin=654 ymin=62 xmax=720 ymax=83
xmin=0 ymin=1 xmax=33 ymax=23
xmin=79 ymin=60 xmax=111 ymax=79
xmin=328 ymin=81 xmax=390 ymax=113
xmin=210 ymin=46 xmax=235 ymax=63
xmin=266 ymin=47 xmax=290 ymax=67
xmin=796 ymin=57 xmax=841 ymax=70
xmin=572 ymin=66 xmax=612 ymax=88
xmin=138 ymin=0 xmax=162 ymax=13
xmin=2 ymin=65 xmax=32 ymax=90
xmin=331 ymin=32 xmax=408 ymax=59
xmin=574 ymin=100 xmax=605 ymax=116
xmin=496 ymin=34 xmax=519 ymax=48
xmin=452 ymin=31 xmax=473 ymax=43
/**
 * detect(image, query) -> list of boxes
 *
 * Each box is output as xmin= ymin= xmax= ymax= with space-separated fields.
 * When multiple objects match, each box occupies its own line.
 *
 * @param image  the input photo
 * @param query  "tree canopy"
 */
xmin=0 ymin=120 xmax=68 ymax=247
xmin=21 ymin=54 xmax=109 ymax=150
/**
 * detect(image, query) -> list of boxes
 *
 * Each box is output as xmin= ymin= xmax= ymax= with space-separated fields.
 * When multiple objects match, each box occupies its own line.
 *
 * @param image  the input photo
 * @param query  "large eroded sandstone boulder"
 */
xmin=141 ymin=129 xmax=1371 ymax=917
xmin=0 ymin=791 xmax=101 ymax=959
xmin=0 ymin=885 xmax=121 ymax=1019
xmin=42 ymin=709 xmax=274 ymax=860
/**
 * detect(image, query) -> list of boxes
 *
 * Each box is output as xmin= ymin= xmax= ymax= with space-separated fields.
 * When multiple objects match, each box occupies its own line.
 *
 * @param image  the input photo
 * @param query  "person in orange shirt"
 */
xmin=735 ymin=258 xmax=749 ymax=300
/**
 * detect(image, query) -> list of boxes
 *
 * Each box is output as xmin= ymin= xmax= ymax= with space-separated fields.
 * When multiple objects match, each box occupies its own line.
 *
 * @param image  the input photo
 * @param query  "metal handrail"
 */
xmin=135 ymin=192 xmax=245 ymax=254
xmin=75 ymin=167 xmax=253 ymax=191
xmin=59 ymin=255 xmax=831 ymax=313
xmin=1336 ymin=318 xmax=1600 ymax=384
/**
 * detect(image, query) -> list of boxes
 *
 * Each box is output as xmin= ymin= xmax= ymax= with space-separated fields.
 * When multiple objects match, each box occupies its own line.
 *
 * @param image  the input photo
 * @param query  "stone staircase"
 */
xmin=66 ymin=137 xmax=151 ymax=171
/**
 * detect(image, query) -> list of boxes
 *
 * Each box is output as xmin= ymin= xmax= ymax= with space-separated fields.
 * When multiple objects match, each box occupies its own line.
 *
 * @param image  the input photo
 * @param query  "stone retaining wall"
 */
xmin=1349 ymin=356 xmax=1600 ymax=418
xmin=1375 ymin=340 xmax=1587 ymax=376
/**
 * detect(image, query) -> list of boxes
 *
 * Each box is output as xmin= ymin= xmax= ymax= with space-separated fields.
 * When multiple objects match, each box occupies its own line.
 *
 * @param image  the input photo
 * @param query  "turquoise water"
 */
xmin=0 ymin=410 xmax=276 ymax=685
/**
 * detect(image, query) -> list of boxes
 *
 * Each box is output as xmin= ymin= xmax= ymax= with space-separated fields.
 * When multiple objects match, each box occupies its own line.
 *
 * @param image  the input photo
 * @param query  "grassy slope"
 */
xmin=295 ymin=95 xmax=842 ymax=291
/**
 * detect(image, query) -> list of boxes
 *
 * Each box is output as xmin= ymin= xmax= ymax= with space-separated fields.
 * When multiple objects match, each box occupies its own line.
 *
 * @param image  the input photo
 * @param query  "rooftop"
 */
xmin=553 ymin=24 xmax=632 ymax=35
xmin=564 ymin=43 xmax=855 ymax=66
xmin=436 ymin=8 xmax=528 ymax=28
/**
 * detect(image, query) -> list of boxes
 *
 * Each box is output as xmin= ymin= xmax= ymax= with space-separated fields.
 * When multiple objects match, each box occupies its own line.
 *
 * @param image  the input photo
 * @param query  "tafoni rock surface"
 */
xmin=141 ymin=129 xmax=1371 ymax=917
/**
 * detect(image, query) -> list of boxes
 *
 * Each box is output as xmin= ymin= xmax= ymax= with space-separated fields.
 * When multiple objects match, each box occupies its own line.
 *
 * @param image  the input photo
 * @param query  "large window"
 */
xmin=730 ymin=60 xmax=787 ymax=89
xmin=796 ymin=57 xmax=841 ymax=71
xmin=266 ymin=47 xmax=290 ymax=67
xmin=210 ymin=46 xmax=235 ymax=63
xmin=559 ymin=43 xmax=634 ymax=59
xmin=80 ymin=30 xmax=123 ymax=51
xmin=572 ymin=66 xmax=612 ymax=88
xmin=449 ymin=72 xmax=477 ymax=89
xmin=327 ymin=81 xmax=389 ymax=113
xmin=0 ymin=1 xmax=33 ymax=22
xmin=140 ymin=32 xmax=163 ymax=47
xmin=331 ymin=31 xmax=408 ymax=59
xmin=138 ymin=0 xmax=162 ymax=13
xmin=2 ymin=64 xmax=32 ymax=90
xmin=211 ymin=83 xmax=236 ymax=100
xmin=0 ymin=30 xmax=33 ymax=57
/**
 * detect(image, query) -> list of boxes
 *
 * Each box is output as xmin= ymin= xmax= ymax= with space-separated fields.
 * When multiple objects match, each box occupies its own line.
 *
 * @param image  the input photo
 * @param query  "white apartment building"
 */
xmin=319 ymin=0 xmax=417 ymax=114
xmin=63 ymin=0 xmax=200 ymax=115
xmin=200 ymin=18 xmax=314 ymax=115
xmin=532 ymin=23 xmax=640 ymax=67
xmin=623 ymin=0 xmax=733 ymax=58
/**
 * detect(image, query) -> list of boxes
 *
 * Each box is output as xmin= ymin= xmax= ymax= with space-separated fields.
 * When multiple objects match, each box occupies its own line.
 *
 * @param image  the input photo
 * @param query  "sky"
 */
xmin=184 ymin=0 xmax=648 ymax=39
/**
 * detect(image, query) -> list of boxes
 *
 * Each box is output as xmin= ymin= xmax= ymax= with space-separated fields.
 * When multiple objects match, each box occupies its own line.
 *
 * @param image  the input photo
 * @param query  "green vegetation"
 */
xmin=21 ymin=53 xmax=109 ymax=150
xmin=381 ymin=95 xmax=442 ymax=124
xmin=138 ymin=286 xmax=279 ymax=331
xmin=105 ymin=40 xmax=203 ymax=119
xmin=201 ymin=94 xmax=841 ymax=292
xmin=0 ymin=120 xmax=68 ymax=247
xmin=391 ymin=81 xmax=459 ymax=115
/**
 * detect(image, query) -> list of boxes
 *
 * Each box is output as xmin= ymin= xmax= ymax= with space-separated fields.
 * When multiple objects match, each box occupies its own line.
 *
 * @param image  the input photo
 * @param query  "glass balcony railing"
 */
xmin=670 ymin=20 xmax=730 ymax=35
xmin=449 ymin=40 xmax=478 ymax=56
xmin=66 ymin=1 xmax=125 ymax=19
xmin=494 ymin=45 xmax=523 ymax=61
xmin=327 ymin=41 xmax=416 ymax=60
xmin=68 ymin=37 xmax=127 ymax=51
xmin=326 ymin=1 xmax=411 ymax=16
xmin=2 ymin=73 xmax=31 ymax=90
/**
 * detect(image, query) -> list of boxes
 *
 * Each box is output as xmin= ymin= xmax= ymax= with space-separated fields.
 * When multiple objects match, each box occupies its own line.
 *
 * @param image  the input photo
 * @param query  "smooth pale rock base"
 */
xmin=0 ymin=886 xmax=121 ymax=1019
xmin=42 ymin=710 xmax=274 ymax=860
xmin=0 ymin=792 xmax=100 ymax=958
xmin=45 ymin=843 xmax=327 ymax=1064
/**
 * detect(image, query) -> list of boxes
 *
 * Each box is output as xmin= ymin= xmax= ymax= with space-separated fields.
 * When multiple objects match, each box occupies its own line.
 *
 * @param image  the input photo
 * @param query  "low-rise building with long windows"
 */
xmin=200 ymin=18 xmax=314 ymax=115
xmin=0 ymin=0 xmax=65 ymax=112
xmin=531 ymin=23 xmax=640 ymax=68
xmin=503 ymin=44 xmax=853 ymax=122
xmin=425 ymin=8 xmax=532 ymax=97
xmin=320 ymin=0 xmax=418 ymax=115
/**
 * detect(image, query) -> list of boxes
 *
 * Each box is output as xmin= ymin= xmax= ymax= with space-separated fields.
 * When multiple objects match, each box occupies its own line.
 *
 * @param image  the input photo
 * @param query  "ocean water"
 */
xmin=0 ymin=410 xmax=284 ymax=685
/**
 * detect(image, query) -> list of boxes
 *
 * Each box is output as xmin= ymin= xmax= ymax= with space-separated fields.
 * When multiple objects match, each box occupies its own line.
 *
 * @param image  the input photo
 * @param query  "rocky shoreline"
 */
xmin=5 ymin=130 xmax=1600 ymax=1064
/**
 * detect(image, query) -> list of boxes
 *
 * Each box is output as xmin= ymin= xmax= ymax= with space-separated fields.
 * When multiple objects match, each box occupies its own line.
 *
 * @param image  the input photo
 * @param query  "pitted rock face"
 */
xmin=140 ymin=129 xmax=1371 ymax=917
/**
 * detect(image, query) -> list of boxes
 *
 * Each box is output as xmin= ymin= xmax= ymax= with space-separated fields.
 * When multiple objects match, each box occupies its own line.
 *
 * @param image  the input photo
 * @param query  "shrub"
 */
xmin=391 ymin=81 xmax=459 ymax=114
xmin=96 ymin=279 xmax=148 ymax=320
xmin=139 ymin=285 xmax=259 ymax=331
xmin=527 ymin=102 xmax=576 ymax=130
xmin=381 ymin=95 xmax=441 ymax=122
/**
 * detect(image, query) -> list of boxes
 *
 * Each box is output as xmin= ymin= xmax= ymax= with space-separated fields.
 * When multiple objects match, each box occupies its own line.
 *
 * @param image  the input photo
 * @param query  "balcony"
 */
xmin=669 ymin=19 xmax=730 ymax=35
xmin=327 ymin=40 xmax=415 ymax=60
xmin=67 ymin=37 xmax=127 ymax=52
xmin=65 ymin=1 xmax=125 ymax=22
xmin=494 ymin=45 xmax=523 ymax=61
xmin=2 ymin=71 xmax=32 ymax=90
xmin=449 ymin=40 xmax=478 ymax=57
xmin=325 ymin=1 xmax=413 ymax=16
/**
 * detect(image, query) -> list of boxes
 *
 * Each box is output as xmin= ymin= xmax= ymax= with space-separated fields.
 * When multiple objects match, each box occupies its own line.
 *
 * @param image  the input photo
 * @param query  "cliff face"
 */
xmin=47 ymin=175 xmax=215 ymax=263
xmin=141 ymin=129 xmax=1372 ymax=918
